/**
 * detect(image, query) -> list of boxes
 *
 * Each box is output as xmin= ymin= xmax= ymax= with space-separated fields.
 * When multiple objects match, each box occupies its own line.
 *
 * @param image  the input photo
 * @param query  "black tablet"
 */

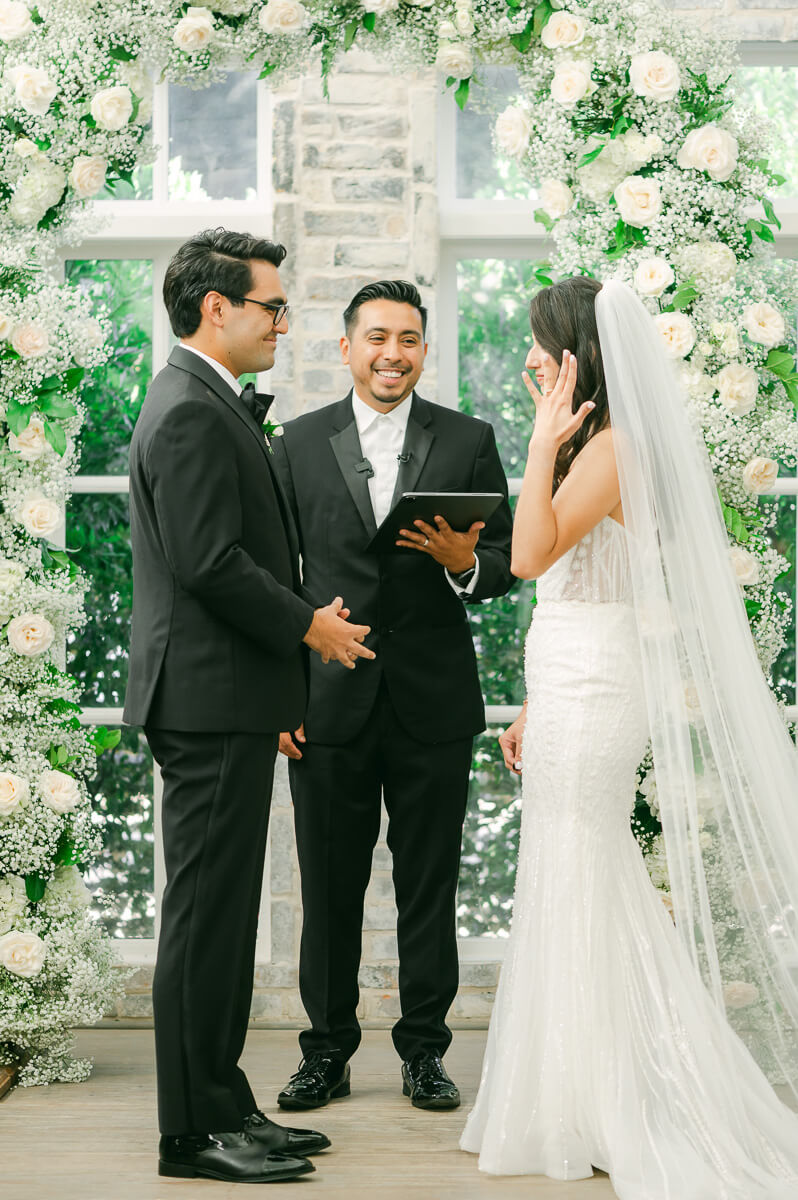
xmin=366 ymin=492 xmax=504 ymax=554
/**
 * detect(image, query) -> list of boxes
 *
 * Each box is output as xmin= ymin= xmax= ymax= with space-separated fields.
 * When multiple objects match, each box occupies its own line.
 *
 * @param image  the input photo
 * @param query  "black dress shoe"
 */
xmin=158 ymin=1131 xmax=315 ymax=1182
xmin=277 ymin=1052 xmax=351 ymax=1110
xmin=244 ymin=1108 xmax=331 ymax=1155
xmin=401 ymin=1051 xmax=461 ymax=1110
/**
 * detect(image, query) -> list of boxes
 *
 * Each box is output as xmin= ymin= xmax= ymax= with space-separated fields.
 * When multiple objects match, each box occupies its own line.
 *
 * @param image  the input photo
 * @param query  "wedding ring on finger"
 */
xmin=423 ymin=536 xmax=430 ymax=547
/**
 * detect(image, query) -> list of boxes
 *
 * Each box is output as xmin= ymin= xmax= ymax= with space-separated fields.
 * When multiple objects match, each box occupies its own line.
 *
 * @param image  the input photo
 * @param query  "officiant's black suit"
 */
xmin=124 ymin=345 xmax=314 ymax=1135
xmin=273 ymin=391 xmax=513 ymax=1066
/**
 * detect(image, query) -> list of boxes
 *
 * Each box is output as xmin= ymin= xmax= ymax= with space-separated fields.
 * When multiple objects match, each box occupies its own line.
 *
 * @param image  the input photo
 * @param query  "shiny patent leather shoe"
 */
xmin=158 ymin=1131 xmax=315 ymax=1182
xmin=243 ymin=1108 xmax=331 ymax=1155
xmin=277 ymin=1052 xmax=351 ymax=1110
xmin=401 ymin=1051 xmax=461 ymax=1110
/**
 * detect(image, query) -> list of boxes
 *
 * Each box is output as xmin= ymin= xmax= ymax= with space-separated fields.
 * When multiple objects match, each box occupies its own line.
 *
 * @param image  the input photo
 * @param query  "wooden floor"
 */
xmin=1 ymin=1029 xmax=617 ymax=1199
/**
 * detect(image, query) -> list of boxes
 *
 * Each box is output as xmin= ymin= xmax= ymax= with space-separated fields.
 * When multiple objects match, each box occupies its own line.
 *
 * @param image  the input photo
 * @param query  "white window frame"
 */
xmin=61 ymin=77 xmax=275 ymax=964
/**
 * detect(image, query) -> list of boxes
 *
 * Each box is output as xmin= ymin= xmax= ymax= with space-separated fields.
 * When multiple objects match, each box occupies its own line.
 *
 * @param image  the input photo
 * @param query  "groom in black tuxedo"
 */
xmin=124 ymin=229 xmax=375 ymax=1184
xmin=273 ymin=280 xmax=514 ymax=1112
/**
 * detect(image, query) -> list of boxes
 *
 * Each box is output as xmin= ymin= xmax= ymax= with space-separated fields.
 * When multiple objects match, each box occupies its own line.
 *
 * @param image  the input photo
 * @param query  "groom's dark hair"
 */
xmin=163 ymin=227 xmax=287 ymax=337
xmin=343 ymin=280 xmax=427 ymax=338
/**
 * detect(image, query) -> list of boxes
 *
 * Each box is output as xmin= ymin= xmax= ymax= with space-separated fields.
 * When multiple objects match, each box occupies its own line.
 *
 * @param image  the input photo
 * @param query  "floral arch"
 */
xmin=0 ymin=0 xmax=795 ymax=1083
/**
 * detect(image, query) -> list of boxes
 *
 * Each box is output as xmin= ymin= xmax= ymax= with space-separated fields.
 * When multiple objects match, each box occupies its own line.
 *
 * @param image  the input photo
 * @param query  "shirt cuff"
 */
xmin=445 ymin=555 xmax=480 ymax=597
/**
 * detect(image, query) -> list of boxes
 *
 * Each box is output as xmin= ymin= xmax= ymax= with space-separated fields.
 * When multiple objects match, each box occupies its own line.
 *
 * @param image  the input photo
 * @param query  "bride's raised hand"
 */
xmin=523 ymin=350 xmax=594 ymax=449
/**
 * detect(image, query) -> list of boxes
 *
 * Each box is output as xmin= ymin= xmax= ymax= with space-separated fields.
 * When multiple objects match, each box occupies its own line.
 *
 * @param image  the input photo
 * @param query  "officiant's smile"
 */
xmin=341 ymin=295 xmax=427 ymax=411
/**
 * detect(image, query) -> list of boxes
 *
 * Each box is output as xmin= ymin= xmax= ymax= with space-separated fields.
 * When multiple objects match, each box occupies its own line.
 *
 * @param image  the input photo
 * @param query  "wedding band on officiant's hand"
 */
xmin=423 ymin=536 xmax=429 ymax=547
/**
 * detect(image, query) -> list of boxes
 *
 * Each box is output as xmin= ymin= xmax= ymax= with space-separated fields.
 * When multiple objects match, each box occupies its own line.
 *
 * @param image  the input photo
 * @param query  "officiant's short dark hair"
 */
xmin=343 ymin=280 xmax=427 ymax=338
xmin=164 ymin=228 xmax=287 ymax=337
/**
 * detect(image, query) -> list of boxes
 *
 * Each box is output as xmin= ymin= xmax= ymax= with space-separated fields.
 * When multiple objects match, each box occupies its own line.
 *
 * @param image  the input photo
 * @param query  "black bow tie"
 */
xmin=240 ymin=381 xmax=275 ymax=427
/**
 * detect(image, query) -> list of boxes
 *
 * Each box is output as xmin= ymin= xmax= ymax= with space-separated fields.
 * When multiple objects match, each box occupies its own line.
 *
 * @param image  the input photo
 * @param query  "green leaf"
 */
xmin=664 ymin=283 xmax=699 ymax=312
xmin=509 ymin=15 xmax=535 ymax=53
xmin=532 ymin=0 xmax=554 ymax=37
xmin=744 ymin=598 xmax=763 ymax=619
xmin=578 ymin=143 xmax=604 ymax=167
xmin=5 ymin=397 xmax=37 ymax=436
xmin=344 ymin=17 xmax=359 ymax=50
xmin=258 ymin=61 xmax=277 ymax=80
xmin=55 ymin=834 xmax=79 ymax=867
xmin=721 ymin=502 xmax=750 ymax=544
xmin=25 ymin=873 xmax=47 ymax=904
xmin=38 ymin=373 xmax=62 ymax=393
xmin=534 ymin=208 xmax=555 ymax=232
xmin=762 ymin=196 xmax=782 ymax=231
xmin=764 ymin=348 xmax=795 ymax=379
xmin=362 ymin=11 xmax=376 ymax=32
xmin=610 ymin=114 xmax=632 ymax=139
xmin=43 ymin=418 xmax=67 ymax=457
xmin=533 ymin=264 xmax=553 ymax=287
xmin=39 ymin=394 xmax=77 ymax=420
xmin=88 ymin=725 xmax=122 ymax=756
xmin=454 ymin=77 xmax=471 ymax=111
xmin=109 ymin=44 xmax=135 ymax=61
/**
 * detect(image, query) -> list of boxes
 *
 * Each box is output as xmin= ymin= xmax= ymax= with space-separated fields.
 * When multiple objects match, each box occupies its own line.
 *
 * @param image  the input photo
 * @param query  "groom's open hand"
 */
xmin=279 ymin=723 xmax=306 ymax=761
xmin=303 ymin=596 xmax=375 ymax=669
xmin=395 ymin=515 xmax=484 ymax=574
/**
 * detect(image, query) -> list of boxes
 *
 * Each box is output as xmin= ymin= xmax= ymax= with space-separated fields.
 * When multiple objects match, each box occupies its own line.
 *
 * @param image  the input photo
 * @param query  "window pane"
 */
xmin=65 ymin=259 xmax=152 ymax=475
xmin=763 ymin=491 xmax=797 ymax=708
xmin=86 ymin=726 xmax=155 ymax=939
xmin=455 ymin=67 xmax=533 ymax=200
xmin=459 ymin=728 xmax=520 ymax=937
xmin=738 ymin=66 xmax=798 ymax=194
xmin=169 ymin=72 xmax=258 ymax=201
xmin=100 ymin=163 xmax=154 ymax=202
xmin=470 ymin=504 xmax=534 ymax=708
xmin=67 ymin=493 xmax=131 ymax=707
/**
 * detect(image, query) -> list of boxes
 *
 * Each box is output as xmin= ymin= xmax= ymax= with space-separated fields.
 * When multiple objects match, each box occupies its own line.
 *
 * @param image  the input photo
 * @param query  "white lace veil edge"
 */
xmin=595 ymin=279 xmax=798 ymax=1095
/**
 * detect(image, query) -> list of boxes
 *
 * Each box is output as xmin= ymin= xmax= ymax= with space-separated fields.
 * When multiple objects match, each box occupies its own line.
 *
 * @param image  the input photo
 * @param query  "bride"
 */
xmin=460 ymin=276 xmax=798 ymax=1198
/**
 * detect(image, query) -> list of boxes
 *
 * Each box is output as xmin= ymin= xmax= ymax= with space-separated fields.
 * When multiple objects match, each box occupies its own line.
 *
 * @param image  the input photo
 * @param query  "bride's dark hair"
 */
xmin=529 ymin=276 xmax=608 ymax=493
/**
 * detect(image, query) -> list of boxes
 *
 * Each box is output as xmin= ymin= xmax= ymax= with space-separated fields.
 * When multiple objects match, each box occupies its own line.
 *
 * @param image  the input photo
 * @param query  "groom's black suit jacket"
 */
xmin=123 ymin=346 xmax=314 ymax=733
xmin=272 ymin=391 xmax=514 ymax=745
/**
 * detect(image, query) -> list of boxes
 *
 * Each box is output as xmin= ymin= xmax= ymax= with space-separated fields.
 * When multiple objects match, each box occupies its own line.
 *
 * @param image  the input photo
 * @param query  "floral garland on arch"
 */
xmin=0 ymin=0 xmax=795 ymax=1083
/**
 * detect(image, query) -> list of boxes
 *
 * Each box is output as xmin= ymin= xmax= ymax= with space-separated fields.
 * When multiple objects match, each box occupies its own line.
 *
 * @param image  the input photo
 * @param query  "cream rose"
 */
xmin=495 ymin=105 xmax=531 ymax=158
xmin=676 ymin=240 xmax=737 ymax=287
xmin=0 ymin=312 xmax=12 ymax=339
xmin=13 ymin=136 xmax=40 ymax=159
xmin=366 ymin=0 xmax=399 ymax=13
xmin=723 ymin=980 xmax=759 ymax=1010
xmin=715 ymin=363 xmax=758 ymax=416
xmin=454 ymin=7 xmax=475 ymax=35
xmin=16 ymin=492 xmax=60 ymax=539
xmin=10 ymin=321 xmax=49 ymax=358
xmin=729 ymin=547 xmax=761 ymax=586
xmin=579 ymin=156 xmax=624 ymax=203
xmin=0 ymin=875 xmax=27 ymax=935
xmin=540 ymin=178 xmax=574 ymax=219
xmin=8 ymin=613 xmax=55 ymax=658
xmin=435 ymin=42 xmax=473 ymax=78
xmin=743 ymin=301 xmax=786 ymax=349
xmin=550 ymin=60 xmax=593 ymax=107
xmin=0 ymin=560 xmax=24 ymax=592
xmin=629 ymin=50 xmax=681 ymax=101
xmin=0 ymin=0 xmax=34 ymax=41
xmin=8 ymin=160 xmax=66 ymax=227
xmin=9 ymin=415 xmax=49 ymax=462
xmin=40 ymin=769 xmax=80 ymax=814
xmin=0 ymin=772 xmax=29 ymax=818
xmin=90 ymin=85 xmax=133 ymax=131
xmin=69 ymin=155 xmax=107 ymax=199
xmin=6 ymin=64 xmax=57 ymax=116
xmin=742 ymin=456 xmax=778 ymax=495
xmin=541 ymin=10 xmax=586 ymax=49
xmin=677 ymin=124 xmax=738 ymax=182
xmin=614 ymin=175 xmax=662 ymax=227
xmin=0 ymin=930 xmax=46 ymax=978
xmin=173 ymin=5 xmax=214 ymax=50
xmin=633 ymin=257 xmax=674 ymax=297
xmin=654 ymin=312 xmax=696 ymax=359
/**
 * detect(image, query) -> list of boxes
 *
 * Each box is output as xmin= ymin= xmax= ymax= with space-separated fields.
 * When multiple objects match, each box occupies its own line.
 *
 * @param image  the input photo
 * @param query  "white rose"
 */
xmin=550 ymin=59 xmax=593 ymax=107
xmin=654 ymin=312 xmax=696 ymax=359
xmin=495 ymin=105 xmax=531 ymax=158
xmin=633 ymin=257 xmax=674 ymax=297
xmin=0 ymin=312 xmax=12 ymax=339
xmin=644 ymin=133 xmax=664 ymax=158
xmin=639 ymin=770 xmax=658 ymax=815
xmin=0 ymin=930 xmax=46 ymax=978
xmin=614 ymin=175 xmax=662 ymax=227
xmin=711 ymin=321 xmax=739 ymax=358
xmin=366 ymin=0 xmax=399 ymax=12
xmin=715 ymin=364 xmax=758 ymax=417
xmin=90 ymin=85 xmax=133 ymax=131
xmin=579 ymin=155 xmax=624 ymax=203
xmin=0 ymin=875 xmax=27 ymax=935
xmin=9 ymin=415 xmax=49 ymax=461
xmin=6 ymin=64 xmax=57 ymax=116
xmin=8 ymin=612 xmax=55 ymax=658
xmin=729 ymin=546 xmax=761 ymax=586
xmin=743 ymin=301 xmax=786 ymax=349
xmin=69 ymin=155 xmax=107 ymax=199
xmin=0 ymin=560 xmax=24 ymax=592
xmin=10 ymin=321 xmax=49 ymax=358
xmin=16 ymin=491 xmax=60 ymax=539
xmin=41 ymin=865 xmax=91 ymax=911
xmin=258 ymin=0 xmax=306 ymax=23
xmin=723 ymin=980 xmax=759 ymax=1010
xmin=541 ymin=10 xmax=586 ymax=49
xmin=435 ymin=42 xmax=473 ymax=78
xmin=540 ymin=178 xmax=574 ymax=219
xmin=39 ymin=769 xmax=80 ymax=814
xmin=8 ymin=159 xmax=66 ymax=226
xmin=676 ymin=240 xmax=737 ymax=286
xmin=454 ymin=7 xmax=474 ymax=35
xmin=13 ymin=137 xmax=41 ymax=159
xmin=629 ymin=50 xmax=681 ymax=102
xmin=173 ymin=4 xmax=214 ymax=49
xmin=0 ymin=772 xmax=29 ymax=818
xmin=742 ymin=456 xmax=778 ymax=495
xmin=404 ymin=0 xmax=435 ymax=7
xmin=0 ymin=0 xmax=33 ymax=42
xmin=679 ymin=365 xmax=715 ymax=401
xmin=677 ymin=124 xmax=738 ymax=182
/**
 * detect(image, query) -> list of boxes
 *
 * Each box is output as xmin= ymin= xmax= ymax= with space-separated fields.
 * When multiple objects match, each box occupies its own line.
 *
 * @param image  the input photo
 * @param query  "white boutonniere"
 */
xmin=263 ymin=419 xmax=284 ymax=453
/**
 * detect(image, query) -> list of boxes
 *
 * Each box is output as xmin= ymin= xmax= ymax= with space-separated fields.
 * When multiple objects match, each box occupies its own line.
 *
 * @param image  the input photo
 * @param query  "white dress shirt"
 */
xmin=352 ymin=389 xmax=480 ymax=597
xmin=181 ymin=343 xmax=242 ymax=396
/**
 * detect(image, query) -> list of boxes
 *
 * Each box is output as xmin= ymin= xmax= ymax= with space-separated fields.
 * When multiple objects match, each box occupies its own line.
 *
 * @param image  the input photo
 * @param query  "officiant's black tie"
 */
xmin=240 ymin=381 xmax=275 ymax=427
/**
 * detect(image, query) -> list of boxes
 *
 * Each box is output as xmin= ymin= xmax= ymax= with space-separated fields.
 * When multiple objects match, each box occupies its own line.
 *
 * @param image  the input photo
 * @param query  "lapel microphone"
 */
xmin=355 ymin=457 xmax=374 ymax=478
xmin=397 ymin=451 xmax=413 ymax=463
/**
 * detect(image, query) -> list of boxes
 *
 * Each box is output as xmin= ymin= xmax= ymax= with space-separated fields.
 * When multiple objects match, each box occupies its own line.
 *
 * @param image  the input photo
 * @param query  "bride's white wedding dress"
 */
xmin=460 ymin=514 xmax=798 ymax=1199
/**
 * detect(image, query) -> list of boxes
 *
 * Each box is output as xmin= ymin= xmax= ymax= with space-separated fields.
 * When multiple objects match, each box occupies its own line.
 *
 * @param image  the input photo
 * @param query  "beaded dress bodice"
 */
xmin=536 ymin=514 xmax=631 ymax=606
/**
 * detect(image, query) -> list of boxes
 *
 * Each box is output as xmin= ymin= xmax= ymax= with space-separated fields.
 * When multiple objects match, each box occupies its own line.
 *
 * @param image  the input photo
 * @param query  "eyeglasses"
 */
xmin=226 ymin=296 xmax=289 ymax=327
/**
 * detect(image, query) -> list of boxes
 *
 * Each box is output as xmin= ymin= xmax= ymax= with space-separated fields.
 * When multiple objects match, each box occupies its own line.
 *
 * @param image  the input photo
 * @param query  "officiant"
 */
xmin=272 ymin=280 xmax=513 ymax=1112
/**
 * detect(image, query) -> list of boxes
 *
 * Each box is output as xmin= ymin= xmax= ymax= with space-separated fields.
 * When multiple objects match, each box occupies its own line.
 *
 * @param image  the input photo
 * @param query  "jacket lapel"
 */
xmin=329 ymin=393 xmax=378 ymax=537
xmin=390 ymin=393 xmax=435 ymax=509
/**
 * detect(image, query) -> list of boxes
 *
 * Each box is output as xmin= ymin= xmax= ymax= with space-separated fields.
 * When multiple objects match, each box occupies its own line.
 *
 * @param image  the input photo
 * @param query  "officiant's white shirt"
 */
xmin=352 ymin=389 xmax=480 ymax=596
xmin=180 ymin=342 xmax=243 ymax=396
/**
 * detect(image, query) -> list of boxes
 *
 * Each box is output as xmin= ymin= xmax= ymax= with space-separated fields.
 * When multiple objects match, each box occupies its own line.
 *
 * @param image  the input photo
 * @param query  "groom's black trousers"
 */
xmin=145 ymin=726 xmax=278 ymax=1135
xmin=289 ymin=680 xmax=472 ymax=1064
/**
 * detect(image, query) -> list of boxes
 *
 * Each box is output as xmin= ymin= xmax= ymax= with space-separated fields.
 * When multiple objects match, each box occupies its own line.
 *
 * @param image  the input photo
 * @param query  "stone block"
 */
xmin=334 ymin=241 xmax=410 ymax=269
xmin=372 ymin=844 xmax=393 ymax=871
xmin=269 ymin=811 xmax=296 ymax=894
xmin=301 ymin=306 xmax=346 ymax=335
xmin=273 ymin=100 xmax=295 ymax=194
xmin=303 ymin=338 xmax=344 ymax=362
xmin=301 ymin=237 xmax=336 ymax=269
xmin=305 ymin=274 xmax=376 ymax=303
xmin=327 ymin=75 xmax=405 ymax=107
xmin=338 ymin=113 xmax=407 ymax=139
xmin=305 ymin=142 xmax=407 ymax=172
xmin=366 ymin=871 xmax=396 ymax=903
xmin=124 ymin=966 xmax=153 ymax=993
xmin=249 ymin=991 xmax=285 ymax=1021
xmin=270 ymin=898 xmax=299 ymax=961
xmin=302 ymin=367 xmax=351 ymax=394
xmin=737 ymin=0 xmax=793 ymax=6
xmin=731 ymin=13 xmax=787 ymax=34
xmin=364 ymin=931 xmax=399 ymax=960
xmin=302 ymin=107 xmax=336 ymax=137
xmin=458 ymin=961 xmax=500 ymax=988
xmin=410 ymin=87 xmax=437 ymax=185
xmin=363 ymin=990 xmax=401 ymax=1019
xmin=304 ymin=208 xmax=381 ymax=238
xmin=412 ymin=191 xmax=438 ymax=289
xmin=254 ymin=962 xmax=299 ymax=989
xmin=384 ymin=212 xmax=408 ymax=239
xmin=332 ymin=175 xmax=407 ymax=205
xmin=117 ymin=991 xmax=154 ymax=1020
xmin=362 ymin=900 xmax=398 ymax=930
xmin=357 ymin=963 xmax=399 ymax=989
xmin=299 ymin=171 xmax=333 ymax=204
xmin=451 ymin=991 xmax=496 ymax=1019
